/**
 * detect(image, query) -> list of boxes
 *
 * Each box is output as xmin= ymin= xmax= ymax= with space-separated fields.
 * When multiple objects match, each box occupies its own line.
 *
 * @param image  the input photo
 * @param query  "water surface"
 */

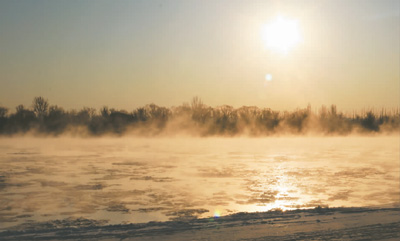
xmin=0 ymin=136 xmax=398 ymax=230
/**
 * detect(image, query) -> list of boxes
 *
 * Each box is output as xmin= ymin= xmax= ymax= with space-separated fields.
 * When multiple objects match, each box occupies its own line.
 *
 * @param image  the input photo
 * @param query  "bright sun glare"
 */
xmin=262 ymin=16 xmax=301 ymax=54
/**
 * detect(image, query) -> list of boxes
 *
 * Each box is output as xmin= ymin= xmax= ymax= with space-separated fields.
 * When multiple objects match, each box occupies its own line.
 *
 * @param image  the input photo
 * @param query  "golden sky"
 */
xmin=0 ymin=0 xmax=399 ymax=111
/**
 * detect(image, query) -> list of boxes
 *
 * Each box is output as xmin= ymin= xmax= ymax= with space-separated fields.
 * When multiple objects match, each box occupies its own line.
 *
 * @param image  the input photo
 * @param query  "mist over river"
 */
xmin=0 ymin=136 xmax=399 ymax=231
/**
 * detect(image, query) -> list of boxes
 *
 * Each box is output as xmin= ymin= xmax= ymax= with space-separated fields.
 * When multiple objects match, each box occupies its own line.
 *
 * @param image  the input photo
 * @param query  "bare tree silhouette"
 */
xmin=0 ymin=106 xmax=8 ymax=133
xmin=32 ymin=97 xmax=49 ymax=119
xmin=0 ymin=96 xmax=398 ymax=136
xmin=191 ymin=96 xmax=204 ymax=110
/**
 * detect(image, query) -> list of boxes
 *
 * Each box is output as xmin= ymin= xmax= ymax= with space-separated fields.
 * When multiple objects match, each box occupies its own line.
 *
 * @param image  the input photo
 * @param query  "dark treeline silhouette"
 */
xmin=0 ymin=97 xmax=398 ymax=136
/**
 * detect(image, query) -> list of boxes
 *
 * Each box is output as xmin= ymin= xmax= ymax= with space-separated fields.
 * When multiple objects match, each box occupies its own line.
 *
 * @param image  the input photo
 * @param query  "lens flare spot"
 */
xmin=265 ymin=74 xmax=272 ymax=81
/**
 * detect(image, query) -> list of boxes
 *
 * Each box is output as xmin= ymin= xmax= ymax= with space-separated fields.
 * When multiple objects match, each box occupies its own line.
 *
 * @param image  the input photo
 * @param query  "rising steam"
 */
xmin=0 ymin=97 xmax=398 ymax=137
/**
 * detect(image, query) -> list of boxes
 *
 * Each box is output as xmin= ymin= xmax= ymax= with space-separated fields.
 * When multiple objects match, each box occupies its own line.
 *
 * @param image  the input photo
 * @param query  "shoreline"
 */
xmin=2 ymin=206 xmax=399 ymax=240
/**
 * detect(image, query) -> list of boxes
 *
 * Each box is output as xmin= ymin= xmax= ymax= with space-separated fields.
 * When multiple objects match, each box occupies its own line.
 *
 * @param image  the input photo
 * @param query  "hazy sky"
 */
xmin=0 ymin=0 xmax=399 ymax=111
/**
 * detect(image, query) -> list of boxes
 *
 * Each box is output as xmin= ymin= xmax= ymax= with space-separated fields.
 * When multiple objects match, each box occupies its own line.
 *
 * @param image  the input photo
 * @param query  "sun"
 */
xmin=261 ymin=16 xmax=301 ymax=54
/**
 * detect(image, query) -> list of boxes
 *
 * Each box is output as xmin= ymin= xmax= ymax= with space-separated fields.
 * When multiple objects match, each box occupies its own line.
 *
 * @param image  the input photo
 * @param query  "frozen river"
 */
xmin=0 ymin=136 xmax=399 ymax=231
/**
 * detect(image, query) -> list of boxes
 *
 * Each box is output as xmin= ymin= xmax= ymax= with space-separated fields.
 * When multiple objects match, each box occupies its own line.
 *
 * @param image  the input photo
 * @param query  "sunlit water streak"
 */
xmin=0 ymin=136 xmax=398 ymax=230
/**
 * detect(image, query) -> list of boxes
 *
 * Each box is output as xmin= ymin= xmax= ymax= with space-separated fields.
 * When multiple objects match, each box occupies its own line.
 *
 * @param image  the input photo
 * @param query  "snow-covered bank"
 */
xmin=1 ymin=206 xmax=399 ymax=240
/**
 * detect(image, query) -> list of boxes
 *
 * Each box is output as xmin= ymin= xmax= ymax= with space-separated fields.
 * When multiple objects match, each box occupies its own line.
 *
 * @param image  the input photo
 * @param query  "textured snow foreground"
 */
xmin=1 ymin=207 xmax=399 ymax=241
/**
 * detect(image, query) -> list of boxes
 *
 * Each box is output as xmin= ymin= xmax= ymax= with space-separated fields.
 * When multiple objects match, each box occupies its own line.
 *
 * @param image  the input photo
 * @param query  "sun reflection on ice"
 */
xmin=214 ymin=210 xmax=221 ymax=218
xmin=253 ymin=169 xmax=302 ymax=212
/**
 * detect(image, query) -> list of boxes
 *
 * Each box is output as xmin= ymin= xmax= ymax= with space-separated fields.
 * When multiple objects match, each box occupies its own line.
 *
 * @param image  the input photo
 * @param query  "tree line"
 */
xmin=0 ymin=96 xmax=398 ymax=136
